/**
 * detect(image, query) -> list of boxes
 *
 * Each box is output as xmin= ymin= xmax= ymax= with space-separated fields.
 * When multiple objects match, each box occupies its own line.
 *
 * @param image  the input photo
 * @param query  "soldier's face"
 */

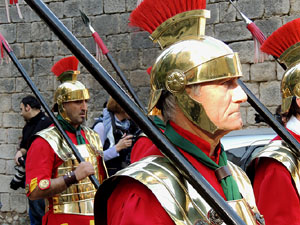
xmin=63 ymin=100 xmax=88 ymax=128
xmin=190 ymin=78 xmax=247 ymax=133
xmin=20 ymin=103 xmax=31 ymax=122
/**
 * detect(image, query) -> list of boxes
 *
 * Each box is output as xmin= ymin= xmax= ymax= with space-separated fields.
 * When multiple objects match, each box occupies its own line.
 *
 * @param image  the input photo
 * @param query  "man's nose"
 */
xmin=232 ymin=85 xmax=247 ymax=103
xmin=81 ymin=101 xmax=88 ymax=110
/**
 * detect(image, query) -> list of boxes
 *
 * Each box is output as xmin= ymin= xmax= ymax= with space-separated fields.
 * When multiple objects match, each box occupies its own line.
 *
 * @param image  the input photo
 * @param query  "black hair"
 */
xmin=21 ymin=95 xmax=41 ymax=110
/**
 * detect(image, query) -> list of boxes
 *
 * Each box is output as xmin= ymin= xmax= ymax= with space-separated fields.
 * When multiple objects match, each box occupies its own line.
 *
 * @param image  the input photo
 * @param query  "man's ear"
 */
xmin=25 ymin=104 xmax=31 ymax=112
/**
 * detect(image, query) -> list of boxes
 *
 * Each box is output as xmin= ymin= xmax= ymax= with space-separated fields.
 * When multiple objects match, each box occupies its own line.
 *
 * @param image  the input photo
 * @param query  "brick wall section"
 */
xmin=0 ymin=0 xmax=297 ymax=223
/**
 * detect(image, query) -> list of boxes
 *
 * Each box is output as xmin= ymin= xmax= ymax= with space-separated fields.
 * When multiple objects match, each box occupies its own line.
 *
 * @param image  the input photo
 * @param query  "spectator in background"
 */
xmin=93 ymin=96 xmax=140 ymax=176
xmin=11 ymin=95 xmax=52 ymax=225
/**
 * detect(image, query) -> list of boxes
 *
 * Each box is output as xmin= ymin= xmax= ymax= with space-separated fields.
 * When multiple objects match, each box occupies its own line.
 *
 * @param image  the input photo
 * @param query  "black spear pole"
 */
xmin=238 ymin=80 xmax=300 ymax=155
xmin=79 ymin=10 xmax=146 ymax=113
xmin=23 ymin=0 xmax=246 ymax=224
xmin=0 ymin=35 xmax=100 ymax=190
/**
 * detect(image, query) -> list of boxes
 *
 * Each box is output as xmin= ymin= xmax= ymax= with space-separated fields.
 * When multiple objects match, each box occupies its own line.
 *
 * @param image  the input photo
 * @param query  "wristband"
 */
xmin=63 ymin=171 xmax=78 ymax=187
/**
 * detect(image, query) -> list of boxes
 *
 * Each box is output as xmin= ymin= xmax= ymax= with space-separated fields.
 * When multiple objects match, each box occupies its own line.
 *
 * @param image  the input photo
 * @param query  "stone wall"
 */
xmin=0 ymin=0 xmax=298 ymax=223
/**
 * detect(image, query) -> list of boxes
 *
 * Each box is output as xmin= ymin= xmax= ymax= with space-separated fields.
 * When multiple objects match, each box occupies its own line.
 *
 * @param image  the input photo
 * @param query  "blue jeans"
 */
xmin=28 ymin=199 xmax=45 ymax=225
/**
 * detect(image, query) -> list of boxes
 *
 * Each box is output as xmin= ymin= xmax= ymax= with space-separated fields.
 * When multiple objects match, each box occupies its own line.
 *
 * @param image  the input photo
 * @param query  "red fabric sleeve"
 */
xmin=253 ymin=157 xmax=300 ymax=225
xmin=25 ymin=137 xmax=62 ymax=196
xmin=130 ymin=137 xmax=155 ymax=163
xmin=107 ymin=177 xmax=175 ymax=225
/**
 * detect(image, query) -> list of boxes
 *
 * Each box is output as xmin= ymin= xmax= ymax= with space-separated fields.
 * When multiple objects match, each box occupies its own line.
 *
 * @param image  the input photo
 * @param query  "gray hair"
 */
xmin=161 ymin=84 xmax=201 ymax=122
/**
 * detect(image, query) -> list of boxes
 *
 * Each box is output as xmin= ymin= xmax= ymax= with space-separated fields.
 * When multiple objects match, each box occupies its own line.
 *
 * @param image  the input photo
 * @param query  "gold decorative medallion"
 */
xmin=38 ymin=179 xmax=50 ymax=190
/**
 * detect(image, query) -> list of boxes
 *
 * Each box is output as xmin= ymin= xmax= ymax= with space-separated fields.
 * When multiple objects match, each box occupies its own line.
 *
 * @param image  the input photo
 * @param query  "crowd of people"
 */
xmin=8 ymin=0 xmax=300 ymax=224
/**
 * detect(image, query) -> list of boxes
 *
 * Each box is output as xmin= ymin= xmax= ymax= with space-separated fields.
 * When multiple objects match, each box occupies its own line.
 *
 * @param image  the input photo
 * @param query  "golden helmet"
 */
xmin=260 ymin=19 xmax=300 ymax=114
xmin=149 ymin=37 xmax=243 ymax=133
xmin=130 ymin=0 xmax=243 ymax=133
xmin=52 ymin=56 xmax=90 ymax=121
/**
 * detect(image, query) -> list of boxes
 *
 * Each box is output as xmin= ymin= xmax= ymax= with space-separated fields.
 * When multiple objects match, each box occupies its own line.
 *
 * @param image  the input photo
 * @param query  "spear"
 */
xmin=79 ymin=10 xmax=146 ymax=113
xmin=0 ymin=32 xmax=100 ymax=189
xmin=23 ymin=0 xmax=248 ymax=224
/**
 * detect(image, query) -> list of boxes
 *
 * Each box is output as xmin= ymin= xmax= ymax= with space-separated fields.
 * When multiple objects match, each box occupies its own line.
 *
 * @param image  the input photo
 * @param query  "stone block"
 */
xmin=83 ymin=0 xmax=103 ymax=15
xmin=3 ymin=112 xmax=20 ymax=128
xmin=20 ymin=5 xmax=41 ymax=23
xmin=6 ymin=160 xmax=15 ymax=176
xmin=8 ymin=5 xmax=23 ymax=23
xmin=10 ymin=43 xmax=25 ymax=59
xmin=141 ymin=48 xmax=160 ymax=69
xmin=129 ymin=70 xmax=150 ymax=87
xmin=254 ymin=18 xmax=282 ymax=37
xmin=0 ymin=159 xmax=6 ymax=174
xmin=78 ymin=37 xmax=97 ymax=55
xmin=215 ymin=21 xmax=251 ymax=42
xmin=207 ymin=3 xmax=219 ymax=24
xmin=0 ymin=95 xmax=11 ymax=113
xmin=0 ymin=193 xmax=10 ymax=212
xmin=241 ymin=82 xmax=259 ymax=107
xmin=229 ymin=41 xmax=254 ymax=64
xmin=0 ymin=78 xmax=15 ymax=93
xmin=6 ymin=128 xmax=22 ymax=143
xmin=0 ymin=113 xmax=2 ymax=128
xmin=240 ymin=63 xmax=250 ymax=82
xmin=52 ymin=18 xmax=72 ymax=41
xmin=260 ymin=81 xmax=281 ymax=106
xmin=238 ymin=0 xmax=264 ymax=19
xmin=265 ymin=0 xmax=290 ymax=16
xmin=58 ymin=42 xmax=72 ymax=56
xmin=219 ymin=2 xmax=236 ymax=23
xmin=104 ymin=0 xmax=126 ymax=13
xmin=92 ymin=14 xmax=120 ymax=36
xmin=276 ymin=63 xmax=285 ymax=80
xmin=107 ymin=34 xmax=130 ymax=51
xmin=63 ymin=0 xmax=81 ymax=17
xmin=119 ymin=13 xmax=133 ymax=33
xmin=0 ymin=62 xmax=12 ymax=78
xmin=16 ymin=77 xmax=29 ymax=93
xmin=0 ymin=8 xmax=7 ymax=23
xmin=11 ymin=58 xmax=33 ymax=78
xmin=206 ymin=24 xmax=214 ymax=37
xmin=32 ymin=58 xmax=53 ymax=77
xmin=250 ymin=61 xmax=276 ymax=82
xmin=73 ymin=17 xmax=91 ymax=37
xmin=31 ymin=22 xmax=51 ymax=42
xmin=135 ymin=86 xmax=151 ymax=106
xmin=283 ymin=14 xmax=300 ymax=24
xmin=24 ymin=42 xmax=41 ymax=58
xmin=0 ymin=24 xmax=16 ymax=43
xmin=118 ymin=49 xmax=140 ymax=71
xmin=10 ymin=194 xmax=27 ymax=213
xmin=0 ymin=175 xmax=13 ymax=193
xmin=126 ymin=0 xmax=137 ymax=11
xmin=40 ymin=41 xmax=59 ymax=58
xmin=130 ymin=32 xmax=153 ymax=49
xmin=16 ymin=23 xmax=31 ymax=43
xmin=49 ymin=2 xmax=64 ymax=19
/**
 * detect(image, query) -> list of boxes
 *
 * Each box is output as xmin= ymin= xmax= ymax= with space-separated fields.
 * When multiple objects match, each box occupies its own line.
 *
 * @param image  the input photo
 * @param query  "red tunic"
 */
xmin=253 ymin=128 xmax=300 ymax=225
xmin=26 ymin=128 xmax=101 ymax=225
xmin=107 ymin=121 xmax=225 ymax=225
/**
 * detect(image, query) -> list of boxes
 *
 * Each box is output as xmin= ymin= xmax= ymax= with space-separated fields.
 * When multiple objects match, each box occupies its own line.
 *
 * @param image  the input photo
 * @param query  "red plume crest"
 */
xmin=261 ymin=18 xmax=300 ymax=58
xmin=51 ymin=56 xmax=79 ymax=77
xmin=130 ymin=0 xmax=206 ymax=34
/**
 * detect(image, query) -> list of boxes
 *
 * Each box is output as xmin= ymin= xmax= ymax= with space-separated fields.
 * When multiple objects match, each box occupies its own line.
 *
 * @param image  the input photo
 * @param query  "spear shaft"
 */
xmin=0 ymin=34 xmax=100 ymax=189
xmin=23 ymin=0 xmax=246 ymax=224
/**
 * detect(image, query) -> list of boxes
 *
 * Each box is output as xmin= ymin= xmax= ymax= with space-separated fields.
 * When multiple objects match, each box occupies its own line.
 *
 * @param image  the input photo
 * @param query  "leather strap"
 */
xmin=215 ymin=166 xmax=232 ymax=182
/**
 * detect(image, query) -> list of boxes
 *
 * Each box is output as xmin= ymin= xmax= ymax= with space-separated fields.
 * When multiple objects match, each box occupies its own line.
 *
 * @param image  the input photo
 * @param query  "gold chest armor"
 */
xmin=250 ymin=140 xmax=300 ymax=196
xmin=96 ymin=156 xmax=264 ymax=225
xmin=37 ymin=126 xmax=107 ymax=215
